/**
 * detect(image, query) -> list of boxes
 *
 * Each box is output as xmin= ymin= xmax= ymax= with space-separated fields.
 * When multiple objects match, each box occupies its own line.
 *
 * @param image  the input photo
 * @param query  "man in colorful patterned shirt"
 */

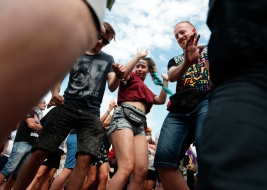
xmin=154 ymin=21 xmax=213 ymax=190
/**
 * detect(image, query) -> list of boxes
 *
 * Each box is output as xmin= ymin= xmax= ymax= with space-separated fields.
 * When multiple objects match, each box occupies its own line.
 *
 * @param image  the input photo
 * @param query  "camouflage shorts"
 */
xmin=32 ymin=104 xmax=103 ymax=160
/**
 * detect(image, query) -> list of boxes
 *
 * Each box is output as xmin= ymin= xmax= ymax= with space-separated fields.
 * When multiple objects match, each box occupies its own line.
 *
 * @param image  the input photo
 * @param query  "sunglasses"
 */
xmin=98 ymin=35 xmax=110 ymax=45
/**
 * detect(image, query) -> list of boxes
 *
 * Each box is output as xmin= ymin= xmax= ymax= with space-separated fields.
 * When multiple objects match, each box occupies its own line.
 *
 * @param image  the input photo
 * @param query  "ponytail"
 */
xmin=142 ymin=57 xmax=173 ymax=96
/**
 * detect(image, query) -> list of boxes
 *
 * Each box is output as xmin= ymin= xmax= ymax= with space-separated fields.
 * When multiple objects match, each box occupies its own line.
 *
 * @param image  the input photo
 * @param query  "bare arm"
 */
xmin=102 ymin=114 xmax=112 ymax=128
xmin=26 ymin=118 xmax=42 ymax=131
xmin=123 ymin=49 xmax=148 ymax=81
xmin=154 ymin=74 xmax=169 ymax=105
xmin=168 ymin=64 xmax=190 ymax=82
xmin=48 ymin=82 xmax=64 ymax=107
xmin=100 ymin=100 xmax=117 ymax=124
xmin=1 ymin=140 xmax=9 ymax=156
xmin=107 ymin=72 xmax=121 ymax=92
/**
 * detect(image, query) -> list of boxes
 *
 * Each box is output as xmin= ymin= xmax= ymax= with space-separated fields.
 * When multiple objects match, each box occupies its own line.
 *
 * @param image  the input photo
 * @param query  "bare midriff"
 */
xmin=123 ymin=101 xmax=146 ymax=113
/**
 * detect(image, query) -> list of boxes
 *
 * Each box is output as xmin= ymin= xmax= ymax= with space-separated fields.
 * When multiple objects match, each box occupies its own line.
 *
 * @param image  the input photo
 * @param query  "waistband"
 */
xmin=120 ymin=103 xmax=146 ymax=114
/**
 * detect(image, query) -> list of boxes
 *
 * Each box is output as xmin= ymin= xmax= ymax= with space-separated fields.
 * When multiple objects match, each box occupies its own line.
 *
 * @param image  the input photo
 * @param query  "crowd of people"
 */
xmin=0 ymin=0 xmax=267 ymax=190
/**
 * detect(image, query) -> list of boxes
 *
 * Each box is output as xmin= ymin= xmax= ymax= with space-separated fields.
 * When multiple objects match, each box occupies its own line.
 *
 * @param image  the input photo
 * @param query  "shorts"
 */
xmin=84 ymin=0 xmax=106 ymax=33
xmin=146 ymin=169 xmax=156 ymax=181
xmin=32 ymin=104 xmax=103 ymax=161
xmin=1 ymin=142 xmax=32 ymax=178
xmin=154 ymin=99 xmax=208 ymax=169
xmin=90 ymin=141 xmax=109 ymax=167
xmin=64 ymin=134 xmax=77 ymax=169
xmin=107 ymin=103 xmax=146 ymax=136
xmin=42 ymin=149 xmax=64 ymax=169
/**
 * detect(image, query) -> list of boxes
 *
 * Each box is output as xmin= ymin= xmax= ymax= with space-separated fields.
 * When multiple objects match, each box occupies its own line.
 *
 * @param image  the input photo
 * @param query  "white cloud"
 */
xmin=105 ymin=0 xmax=210 ymax=65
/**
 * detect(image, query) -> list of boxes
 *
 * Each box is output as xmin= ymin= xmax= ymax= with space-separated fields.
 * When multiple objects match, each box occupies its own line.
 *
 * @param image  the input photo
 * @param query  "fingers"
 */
xmin=48 ymin=95 xmax=64 ymax=107
xmin=194 ymin=34 xmax=201 ymax=46
xmin=113 ymin=63 xmax=125 ymax=77
xmin=198 ymin=45 xmax=204 ymax=55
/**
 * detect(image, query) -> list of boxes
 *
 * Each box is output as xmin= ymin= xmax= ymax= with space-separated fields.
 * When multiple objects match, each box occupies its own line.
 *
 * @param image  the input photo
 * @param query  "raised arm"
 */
xmin=123 ymin=49 xmax=148 ymax=81
xmin=168 ymin=34 xmax=204 ymax=82
xmin=100 ymin=100 xmax=117 ymax=123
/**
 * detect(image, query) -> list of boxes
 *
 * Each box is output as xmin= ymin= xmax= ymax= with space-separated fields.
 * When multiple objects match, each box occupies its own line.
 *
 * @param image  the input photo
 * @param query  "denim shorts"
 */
xmin=154 ymin=99 xmax=208 ymax=169
xmin=0 ymin=142 xmax=32 ymax=178
xmin=32 ymin=104 xmax=103 ymax=160
xmin=64 ymin=134 xmax=77 ymax=169
xmin=107 ymin=103 xmax=146 ymax=136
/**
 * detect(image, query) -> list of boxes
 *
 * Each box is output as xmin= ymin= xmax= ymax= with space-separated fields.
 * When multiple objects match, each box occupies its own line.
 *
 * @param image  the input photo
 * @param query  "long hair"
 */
xmin=142 ymin=57 xmax=173 ymax=96
xmin=142 ymin=57 xmax=158 ymax=82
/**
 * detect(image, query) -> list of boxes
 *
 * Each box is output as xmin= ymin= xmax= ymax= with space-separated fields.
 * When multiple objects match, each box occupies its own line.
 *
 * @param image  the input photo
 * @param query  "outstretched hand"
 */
xmin=136 ymin=48 xmax=148 ymax=59
xmin=184 ymin=34 xmax=204 ymax=67
xmin=113 ymin=63 xmax=125 ymax=79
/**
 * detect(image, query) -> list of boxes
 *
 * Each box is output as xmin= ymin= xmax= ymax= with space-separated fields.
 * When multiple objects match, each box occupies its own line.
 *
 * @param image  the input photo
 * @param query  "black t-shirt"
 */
xmin=64 ymin=51 xmax=114 ymax=116
xmin=167 ymin=46 xmax=213 ymax=93
xmin=15 ymin=109 xmax=40 ymax=145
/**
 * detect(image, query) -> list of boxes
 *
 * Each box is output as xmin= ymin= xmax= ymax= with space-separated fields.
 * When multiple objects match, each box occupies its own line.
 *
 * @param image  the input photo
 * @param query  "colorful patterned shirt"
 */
xmin=167 ymin=46 xmax=213 ymax=92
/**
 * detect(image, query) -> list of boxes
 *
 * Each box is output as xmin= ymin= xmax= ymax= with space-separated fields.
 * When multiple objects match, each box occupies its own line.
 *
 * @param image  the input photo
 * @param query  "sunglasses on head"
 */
xmin=98 ymin=35 xmax=110 ymax=45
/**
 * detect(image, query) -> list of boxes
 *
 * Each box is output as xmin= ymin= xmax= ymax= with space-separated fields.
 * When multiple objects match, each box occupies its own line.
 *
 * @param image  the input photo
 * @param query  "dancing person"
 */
xmin=154 ymin=21 xmax=213 ymax=190
xmin=13 ymin=21 xmax=125 ymax=190
xmin=107 ymin=49 xmax=170 ymax=190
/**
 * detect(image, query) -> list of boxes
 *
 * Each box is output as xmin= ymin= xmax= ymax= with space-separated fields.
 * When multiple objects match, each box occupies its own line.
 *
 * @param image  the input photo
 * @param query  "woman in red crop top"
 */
xmin=107 ymin=49 xmax=169 ymax=190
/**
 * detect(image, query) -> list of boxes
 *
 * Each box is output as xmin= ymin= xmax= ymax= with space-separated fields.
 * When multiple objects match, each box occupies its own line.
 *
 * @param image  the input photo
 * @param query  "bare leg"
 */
xmin=27 ymin=165 xmax=48 ymax=190
xmin=13 ymin=150 xmax=48 ymax=190
xmin=0 ymin=174 xmax=6 ymax=185
xmin=49 ymin=168 xmax=72 ymax=190
xmin=128 ymin=135 xmax=148 ymax=190
xmin=97 ymin=162 xmax=109 ymax=190
xmin=107 ymin=129 xmax=135 ymax=190
xmin=145 ymin=179 xmax=156 ymax=190
xmin=81 ymin=165 xmax=97 ymax=190
xmin=0 ymin=0 xmax=99 ymax=143
xmin=66 ymin=154 xmax=91 ymax=190
xmin=36 ymin=167 xmax=57 ymax=190
xmin=2 ymin=175 xmax=15 ymax=190
xmin=157 ymin=166 xmax=189 ymax=190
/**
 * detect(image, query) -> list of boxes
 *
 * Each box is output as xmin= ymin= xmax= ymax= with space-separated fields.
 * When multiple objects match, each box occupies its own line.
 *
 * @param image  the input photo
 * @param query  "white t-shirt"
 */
xmin=4 ymin=130 xmax=17 ymax=157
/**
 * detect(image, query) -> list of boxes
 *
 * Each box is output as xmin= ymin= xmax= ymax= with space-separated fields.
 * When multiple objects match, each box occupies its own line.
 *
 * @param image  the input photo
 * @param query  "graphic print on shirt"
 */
xmin=68 ymin=58 xmax=108 ymax=97
xmin=174 ymin=46 xmax=212 ymax=92
xmin=30 ymin=113 xmax=39 ymax=138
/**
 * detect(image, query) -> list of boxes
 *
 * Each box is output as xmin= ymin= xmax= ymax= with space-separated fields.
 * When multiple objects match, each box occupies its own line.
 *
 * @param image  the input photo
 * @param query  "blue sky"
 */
xmin=43 ymin=0 xmax=211 ymax=140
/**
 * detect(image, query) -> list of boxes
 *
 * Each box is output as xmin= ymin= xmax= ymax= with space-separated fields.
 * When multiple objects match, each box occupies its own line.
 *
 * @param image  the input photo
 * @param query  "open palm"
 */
xmin=184 ymin=34 xmax=204 ymax=67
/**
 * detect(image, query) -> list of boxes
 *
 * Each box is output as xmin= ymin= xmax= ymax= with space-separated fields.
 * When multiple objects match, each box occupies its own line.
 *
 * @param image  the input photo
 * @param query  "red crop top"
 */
xmin=117 ymin=72 xmax=156 ymax=114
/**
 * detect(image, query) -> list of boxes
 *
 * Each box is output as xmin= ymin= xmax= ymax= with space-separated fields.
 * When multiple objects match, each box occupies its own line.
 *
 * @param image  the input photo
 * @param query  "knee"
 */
xmin=86 ymin=176 xmax=96 ymax=185
xmin=134 ymin=163 xmax=148 ymax=178
xmin=137 ymin=167 xmax=148 ymax=180
xmin=99 ymin=171 xmax=108 ymax=183
xmin=118 ymin=162 xmax=134 ymax=178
